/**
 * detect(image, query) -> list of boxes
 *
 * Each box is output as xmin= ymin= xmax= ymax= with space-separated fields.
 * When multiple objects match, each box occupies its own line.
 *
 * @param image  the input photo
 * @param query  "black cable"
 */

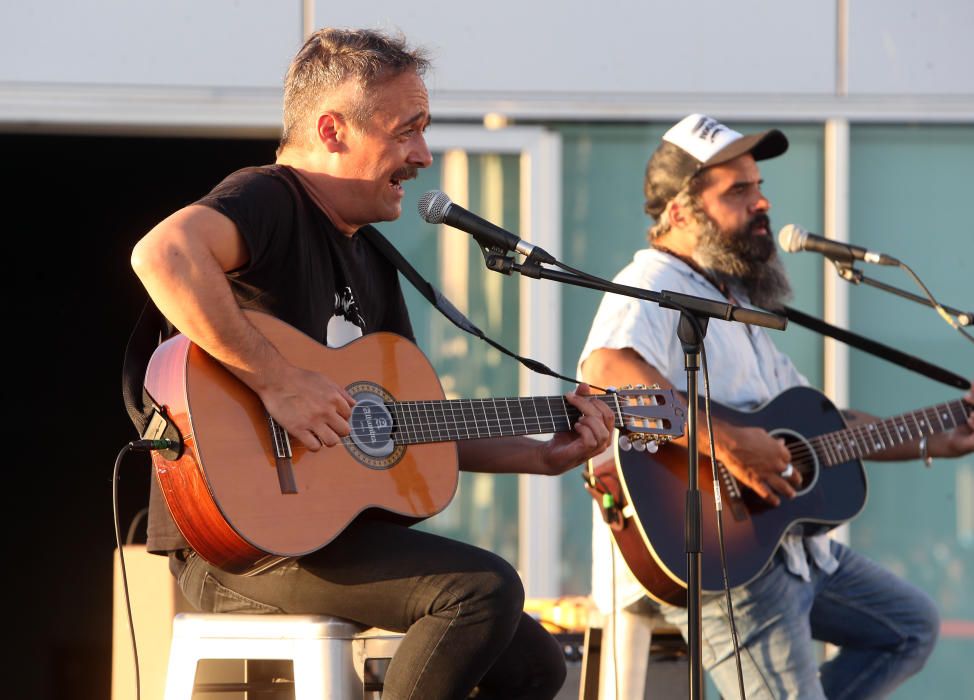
xmin=113 ymin=438 xmax=178 ymax=700
xmin=896 ymin=261 xmax=974 ymax=345
xmin=698 ymin=339 xmax=747 ymax=700
xmin=112 ymin=443 xmax=142 ymax=700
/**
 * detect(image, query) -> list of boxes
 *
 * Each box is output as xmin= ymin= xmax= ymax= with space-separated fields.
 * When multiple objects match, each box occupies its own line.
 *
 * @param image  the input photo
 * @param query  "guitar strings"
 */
xmin=769 ymin=399 xmax=967 ymax=470
xmin=336 ymin=397 xmax=966 ymax=455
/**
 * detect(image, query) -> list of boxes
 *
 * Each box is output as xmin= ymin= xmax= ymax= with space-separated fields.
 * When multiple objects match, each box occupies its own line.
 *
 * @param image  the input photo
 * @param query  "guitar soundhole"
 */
xmin=769 ymin=428 xmax=820 ymax=496
xmin=345 ymin=382 xmax=405 ymax=470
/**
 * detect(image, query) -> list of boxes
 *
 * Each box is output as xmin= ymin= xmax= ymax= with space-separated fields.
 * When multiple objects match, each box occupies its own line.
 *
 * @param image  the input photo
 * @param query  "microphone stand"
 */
xmin=480 ymin=246 xmax=786 ymax=700
xmin=833 ymin=262 xmax=973 ymax=326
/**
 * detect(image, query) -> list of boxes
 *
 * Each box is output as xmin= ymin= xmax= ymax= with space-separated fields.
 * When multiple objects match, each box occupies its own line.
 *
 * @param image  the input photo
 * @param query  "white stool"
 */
xmin=163 ymin=613 xmax=404 ymax=700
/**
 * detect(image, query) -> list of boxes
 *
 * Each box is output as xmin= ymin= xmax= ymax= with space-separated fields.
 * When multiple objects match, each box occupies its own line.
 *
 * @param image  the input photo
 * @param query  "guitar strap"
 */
xmin=781 ymin=305 xmax=970 ymax=390
xmin=121 ymin=298 xmax=166 ymax=435
xmin=360 ymin=226 xmax=582 ymax=388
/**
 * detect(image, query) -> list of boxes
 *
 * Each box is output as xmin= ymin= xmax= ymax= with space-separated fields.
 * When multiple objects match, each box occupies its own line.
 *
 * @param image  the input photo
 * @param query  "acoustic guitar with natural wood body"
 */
xmin=144 ymin=311 xmax=685 ymax=575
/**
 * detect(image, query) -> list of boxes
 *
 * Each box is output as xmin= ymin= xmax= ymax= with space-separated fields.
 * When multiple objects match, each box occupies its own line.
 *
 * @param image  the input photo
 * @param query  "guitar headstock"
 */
xmin=608 ymin=385 xmax=685 ymax=453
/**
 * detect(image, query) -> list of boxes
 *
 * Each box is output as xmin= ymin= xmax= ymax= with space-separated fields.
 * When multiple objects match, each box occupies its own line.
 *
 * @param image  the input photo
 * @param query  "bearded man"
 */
xmin=579 ymin=114 xmax=972 ymax=699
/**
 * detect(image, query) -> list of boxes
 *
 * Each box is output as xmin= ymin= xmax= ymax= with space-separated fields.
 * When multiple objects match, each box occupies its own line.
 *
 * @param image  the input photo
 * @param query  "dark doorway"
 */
xmin=4 ymin=132 xmax=278 ymax=700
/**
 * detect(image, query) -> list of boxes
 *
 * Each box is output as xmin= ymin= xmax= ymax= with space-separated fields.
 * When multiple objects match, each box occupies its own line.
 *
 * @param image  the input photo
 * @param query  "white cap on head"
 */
xmin=663 ymin=114 xmax=747 ymax=164
xmin=643 ymin=114 xmax=789 ymax=218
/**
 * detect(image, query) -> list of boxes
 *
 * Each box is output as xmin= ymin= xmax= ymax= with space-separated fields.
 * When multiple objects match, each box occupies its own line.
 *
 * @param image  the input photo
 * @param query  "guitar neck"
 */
xmin=388 ymin=394 xmax=621 ymax=445
xmin=813 ymin=399 xmax=971 ymax=466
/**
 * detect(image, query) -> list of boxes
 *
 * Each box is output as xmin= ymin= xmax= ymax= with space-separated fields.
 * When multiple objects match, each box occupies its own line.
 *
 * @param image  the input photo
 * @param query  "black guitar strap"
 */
xmin=121 ymin=297 xmax=166 ymax=435
xmin=360 ymin=226 xmax=582 ymax=388
xmin=781 ymin=305 xmax=970 ymax=390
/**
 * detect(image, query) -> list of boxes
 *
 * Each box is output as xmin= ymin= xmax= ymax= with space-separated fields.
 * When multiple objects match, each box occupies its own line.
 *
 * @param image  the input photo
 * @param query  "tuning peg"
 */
xmin=633 ymin=439 xmax=647 ymax=452
xmin=646 ymin=440 xmax=659 ymax=454
xmin=618 ymin=435 xmax=632 ymax=451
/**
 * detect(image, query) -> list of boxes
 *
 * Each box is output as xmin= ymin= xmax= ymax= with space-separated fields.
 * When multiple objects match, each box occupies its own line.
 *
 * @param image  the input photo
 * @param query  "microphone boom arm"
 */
xmin=484 ymin=253 xmax=787 ymax=330
xmin=834 ymin=261 xmax=972 ymax=327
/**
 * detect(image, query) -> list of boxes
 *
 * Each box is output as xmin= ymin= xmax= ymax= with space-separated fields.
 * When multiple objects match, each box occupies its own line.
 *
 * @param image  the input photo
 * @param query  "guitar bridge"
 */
xmin=717 ymin=462 xmax=748 ymax=522
xmin=267 ymin=414 xmax=297 ymax=494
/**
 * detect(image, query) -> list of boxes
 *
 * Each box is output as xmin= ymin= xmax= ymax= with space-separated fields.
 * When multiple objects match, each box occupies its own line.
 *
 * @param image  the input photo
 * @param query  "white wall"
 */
xmin=0 ymin=0 xmax=300 ymax=87
xmin=1 ymin=0 xmax=971 ymax=131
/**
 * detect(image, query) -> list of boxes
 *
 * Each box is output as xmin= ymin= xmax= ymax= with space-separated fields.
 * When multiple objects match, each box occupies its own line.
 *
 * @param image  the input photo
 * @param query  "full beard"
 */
xmin=692 ymin=212 xmax=793 ymax=310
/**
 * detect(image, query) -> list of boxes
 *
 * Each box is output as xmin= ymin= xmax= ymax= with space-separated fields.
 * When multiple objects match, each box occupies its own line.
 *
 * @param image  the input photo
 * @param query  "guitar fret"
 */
xmin=420 ymin=401 xmax=442 ymax=442
xmin=832 ymin=434 xmax=850 ymax=464
xmin=871 ymin=423 xmax=887 ymax=451
xmin=404 ymin=401 xmax=419 ymax=444
xmin=528 ymin=397 xmax=543 ymax=433
xmin=546 ymin=396 xmax=564 ymax=433
xmin=908 ymin=412 xmax=923 ymax=438
xmin=846 ymin=425 xmax=867 ymax=460
xmin=435 ymin=399 xmax=451 ymax=441
xmin=449 ymin=398 xmax=466 ymax=441
xmin=879 ymin=419 xmax=896 ymax=447
xmin=415 ymin=401 xmax=431 ymax=443
xmin=832 ymin=434 xmax=847 ymax=465
xmin=479 ymin=399 xmax=491 ymax=438
xmin=504 ymin=399 xmax=518 ymax=436
xmin=890 ymin=416 xmax=908 ymax=445
xmin=821 ymin=433 xmax=839 ymax=465
xmin=409 ymin=401 xmax=424 ymax=445
xmin=430 ymin=400 xmax=448 ymax=442
xmin=917 ymin=409 xmax=932 ymax=436
xmin=516 ymin=398 xmax=530 ymax=436
xmin=395 ymin=402 xmax=411 ymax=444
xmin=465 ymin=399 xmax=478 ymax=439
xmin=945 ymin=402 xmax=962 ymax=428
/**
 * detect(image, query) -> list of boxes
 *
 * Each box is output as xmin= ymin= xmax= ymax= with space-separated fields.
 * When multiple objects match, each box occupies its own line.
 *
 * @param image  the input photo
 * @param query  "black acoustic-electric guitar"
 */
xmin=588 ymin=385 xmax=972 ymax=606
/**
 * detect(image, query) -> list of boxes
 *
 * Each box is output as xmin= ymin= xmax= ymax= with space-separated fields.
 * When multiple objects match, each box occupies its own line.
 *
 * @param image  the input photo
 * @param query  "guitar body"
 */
xmin=144 ymin=312 xmax=459 ymax=575
xmin=600 ymin=386 xmax=868 ymax=605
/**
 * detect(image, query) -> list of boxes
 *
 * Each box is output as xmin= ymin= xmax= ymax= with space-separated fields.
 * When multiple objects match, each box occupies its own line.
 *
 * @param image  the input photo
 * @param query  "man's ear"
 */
xmin=667 ymin=200 xmax=689 ymax=230
xmin=316 ymin=112 xmax=346 ymax=153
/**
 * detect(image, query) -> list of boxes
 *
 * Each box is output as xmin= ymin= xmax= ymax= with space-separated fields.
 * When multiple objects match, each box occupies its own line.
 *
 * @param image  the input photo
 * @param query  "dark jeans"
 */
xmin=170 ymin=518 xmax=566 ymax=700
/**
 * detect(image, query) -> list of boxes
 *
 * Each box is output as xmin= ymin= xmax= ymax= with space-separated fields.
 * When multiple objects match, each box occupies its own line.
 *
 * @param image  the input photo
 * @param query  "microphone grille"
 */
xmin=778 ymin=224 xmax=806 ymax=253
xmin=418 ymin=190 xmax=451 ymax=224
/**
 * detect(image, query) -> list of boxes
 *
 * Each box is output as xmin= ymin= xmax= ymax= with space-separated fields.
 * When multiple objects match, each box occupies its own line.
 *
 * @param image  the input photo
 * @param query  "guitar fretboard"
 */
xmin=811 ymin=399 xmax=971 ymax=466
xmin=386 ymin=395 xmax=619 ymax=445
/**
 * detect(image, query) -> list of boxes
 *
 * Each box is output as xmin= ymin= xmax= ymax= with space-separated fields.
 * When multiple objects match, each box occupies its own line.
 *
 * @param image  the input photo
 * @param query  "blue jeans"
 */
xmin=170 ymin=518 xmax=566 ymax=700
xmin=658 ymin=541 xmax=939 ymax=699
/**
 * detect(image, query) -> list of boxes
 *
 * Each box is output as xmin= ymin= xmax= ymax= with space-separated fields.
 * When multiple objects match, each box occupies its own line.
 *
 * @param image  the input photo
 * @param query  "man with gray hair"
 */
xmin=579 ymin=114 xmax=973 ymax=698
xmin=130 ymin=28 xmax=614 ymax=699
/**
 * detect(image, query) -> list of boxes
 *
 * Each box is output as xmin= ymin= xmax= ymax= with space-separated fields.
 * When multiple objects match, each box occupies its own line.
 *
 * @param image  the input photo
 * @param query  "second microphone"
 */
xmin=418 ymin=190 xmax=556 ymax=264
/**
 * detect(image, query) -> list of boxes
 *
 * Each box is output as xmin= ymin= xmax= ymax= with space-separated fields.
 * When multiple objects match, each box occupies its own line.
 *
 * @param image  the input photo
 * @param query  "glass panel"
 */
xmin=382 ymin=151 xmax=522 ymax=565
xmin=556 ymin=121 xmax=827 ymax=594
xmin=848 ymin=123 xmax=974 ymax=699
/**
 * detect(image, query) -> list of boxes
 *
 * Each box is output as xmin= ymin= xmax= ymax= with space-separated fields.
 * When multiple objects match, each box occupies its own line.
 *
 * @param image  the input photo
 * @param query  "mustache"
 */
xmin=747 ymin=213 xmax=771 ymax=235
xmin=391 ymin=166 xmax=419 ymax=182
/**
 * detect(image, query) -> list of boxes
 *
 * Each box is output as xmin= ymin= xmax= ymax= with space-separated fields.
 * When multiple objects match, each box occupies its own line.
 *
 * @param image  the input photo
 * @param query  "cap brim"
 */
xmin=701 ymin=129 xmax=788 ymax=168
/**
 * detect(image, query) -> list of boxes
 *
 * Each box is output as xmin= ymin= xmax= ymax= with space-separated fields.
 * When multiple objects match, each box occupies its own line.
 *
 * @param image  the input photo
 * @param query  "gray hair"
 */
xmin=646 ymin=170 xmax=711 ymax=242
xmin=278 ymin=28 xmax=430 ymax=154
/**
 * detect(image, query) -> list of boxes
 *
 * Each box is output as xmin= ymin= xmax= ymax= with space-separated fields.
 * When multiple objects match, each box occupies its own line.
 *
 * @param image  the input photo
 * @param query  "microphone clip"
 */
xmin=832 ymin=260 xmax=863 ymax=284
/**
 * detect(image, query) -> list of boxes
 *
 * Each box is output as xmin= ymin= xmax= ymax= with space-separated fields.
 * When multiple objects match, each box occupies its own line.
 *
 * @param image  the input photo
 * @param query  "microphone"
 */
xmin=418 ymin=190 xmax=555 ymax=264
xmin=778 ymin=224 xmax=899 ymax=266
